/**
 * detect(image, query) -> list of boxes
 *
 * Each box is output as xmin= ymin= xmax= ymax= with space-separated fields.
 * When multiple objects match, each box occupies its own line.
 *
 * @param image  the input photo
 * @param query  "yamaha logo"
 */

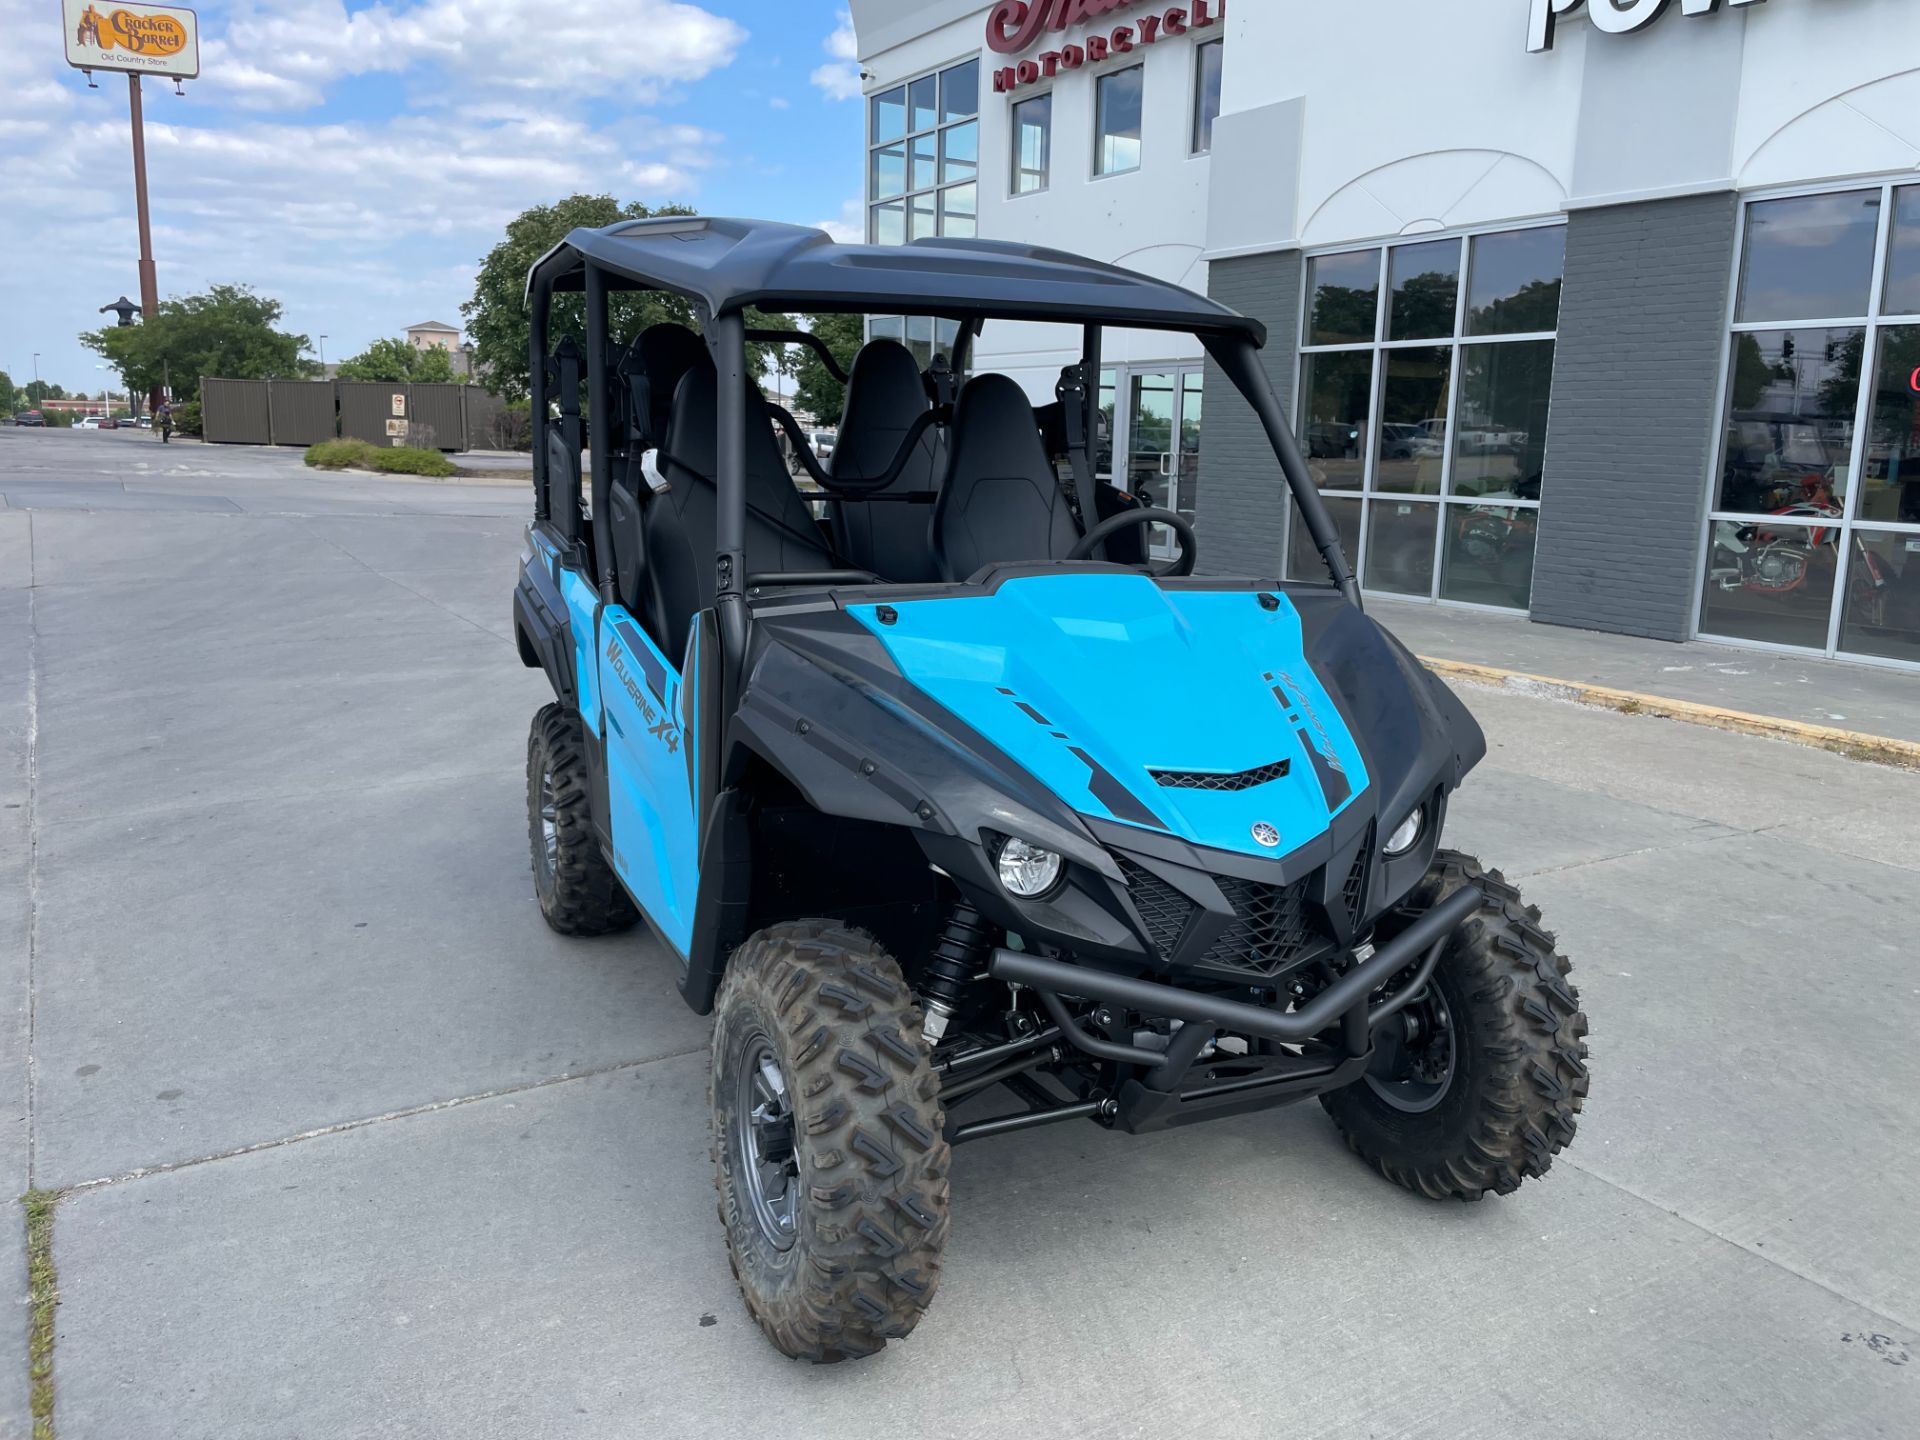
xmin=1251 ymin=822 xmax=1281 ymax=848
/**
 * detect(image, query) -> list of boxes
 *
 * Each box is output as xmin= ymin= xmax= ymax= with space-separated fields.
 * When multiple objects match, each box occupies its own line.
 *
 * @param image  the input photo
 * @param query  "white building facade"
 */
xmin=848 ymin=0 xmax=1920 ymax=669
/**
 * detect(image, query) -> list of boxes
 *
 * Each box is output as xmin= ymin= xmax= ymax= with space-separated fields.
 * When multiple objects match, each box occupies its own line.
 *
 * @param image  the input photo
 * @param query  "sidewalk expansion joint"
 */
xmin=56 ymin=1044 xmax=709 ymax=1197
xmin=1423 ymin=656 xmax=1920 ymax=771
xmin=1563 ymin=1155 xmax=1919 ymax=1337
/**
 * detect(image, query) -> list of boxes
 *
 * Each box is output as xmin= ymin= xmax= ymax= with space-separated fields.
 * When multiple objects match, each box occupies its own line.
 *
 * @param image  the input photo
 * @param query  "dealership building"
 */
xmin=845 ymin=0 xmax=1920 ymax=669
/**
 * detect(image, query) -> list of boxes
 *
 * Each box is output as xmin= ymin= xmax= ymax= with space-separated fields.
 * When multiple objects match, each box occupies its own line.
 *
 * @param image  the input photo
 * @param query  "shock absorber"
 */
xmin=921 ymin=901 xmax=992 ymax=1046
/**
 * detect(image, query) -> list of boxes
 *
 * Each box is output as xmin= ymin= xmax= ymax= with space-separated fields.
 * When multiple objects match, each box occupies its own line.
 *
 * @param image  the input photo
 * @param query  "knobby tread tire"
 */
xmin=710 ymin=921 xmax=951 ymax=1362
xmin=1320 ymin=849 xmax=1590 ymax=1200
xmin=526 ymin=703 xmax=638 ymax=936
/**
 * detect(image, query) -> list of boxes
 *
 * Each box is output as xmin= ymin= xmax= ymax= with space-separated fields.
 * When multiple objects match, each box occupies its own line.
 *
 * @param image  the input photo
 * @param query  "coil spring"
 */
xmin=923 ymin=901 xmax=992 ymax=1013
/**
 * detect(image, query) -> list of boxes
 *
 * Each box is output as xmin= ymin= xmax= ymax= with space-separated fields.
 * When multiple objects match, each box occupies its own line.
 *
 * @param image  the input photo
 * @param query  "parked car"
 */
xmin=1381 ymin=422 xmax=1443 ymax=459
xmin=136 ymin=416 xmax=152 ymax=429
xmin=12 ymin=412 xmax=45 ymax=427
xmin=75 ymin=415 xmax=101 ymax=429
xmin=100 ymin=416 xmax=120 ymax=430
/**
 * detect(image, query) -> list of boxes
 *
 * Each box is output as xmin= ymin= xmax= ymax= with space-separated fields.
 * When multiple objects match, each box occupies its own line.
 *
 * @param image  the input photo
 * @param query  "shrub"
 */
xmin=171 ymin=398 xmax=202 ymax=435
xmin=305 ymin=438 xmax=374 ymax=469
xmin=370 ymin=445 xmax=456 ymax=477
xmin=305 ymin=439 xmax=457 ymax=477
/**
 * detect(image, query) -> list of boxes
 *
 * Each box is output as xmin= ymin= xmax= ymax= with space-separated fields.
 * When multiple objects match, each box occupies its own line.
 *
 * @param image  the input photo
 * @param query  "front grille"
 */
xmin=1199 ymin=875 xmax=1318 ymax=978
xmin=1115 ymin=857 xmax=1193 ymax=957
xmin=1150 ymin=759 xmax=1290 ymax=791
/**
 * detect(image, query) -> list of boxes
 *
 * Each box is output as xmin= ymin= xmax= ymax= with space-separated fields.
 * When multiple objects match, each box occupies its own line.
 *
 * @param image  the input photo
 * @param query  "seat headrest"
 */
xmin=842 ymin=340 xmax=927 ymax=425
xmin=626 ymin=323 xmax=706 ymax=446
xmin=948 ymin=372 xmax=1053 ymax=481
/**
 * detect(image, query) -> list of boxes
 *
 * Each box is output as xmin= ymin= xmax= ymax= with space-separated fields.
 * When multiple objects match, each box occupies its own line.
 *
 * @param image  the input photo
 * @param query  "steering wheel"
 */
xmin=1067 ymin=507 xmax=1198 ymax=577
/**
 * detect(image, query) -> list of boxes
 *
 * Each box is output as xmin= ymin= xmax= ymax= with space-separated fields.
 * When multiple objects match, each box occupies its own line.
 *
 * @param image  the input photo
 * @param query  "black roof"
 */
xmin=525 ymin=217 xmax=1264 ymax=346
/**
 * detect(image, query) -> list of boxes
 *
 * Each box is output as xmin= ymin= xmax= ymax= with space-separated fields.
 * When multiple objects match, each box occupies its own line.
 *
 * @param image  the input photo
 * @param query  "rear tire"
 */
xmin=710 ymin=922 xmax=951 ymax=1362
xmin=526 ymin=703 xmax=638 ymax=936
xmin=1319 ymin=850 xmax=1589 ymax=1200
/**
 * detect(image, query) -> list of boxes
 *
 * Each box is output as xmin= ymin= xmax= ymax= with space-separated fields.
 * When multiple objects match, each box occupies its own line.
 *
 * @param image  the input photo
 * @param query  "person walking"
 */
xmin=156 ymin=399 xmax=174 ymax=444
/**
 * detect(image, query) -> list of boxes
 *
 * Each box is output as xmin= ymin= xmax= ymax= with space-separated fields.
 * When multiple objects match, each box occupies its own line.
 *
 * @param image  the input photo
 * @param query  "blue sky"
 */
xmin=0 ymin=0 xmax=867 ymax=392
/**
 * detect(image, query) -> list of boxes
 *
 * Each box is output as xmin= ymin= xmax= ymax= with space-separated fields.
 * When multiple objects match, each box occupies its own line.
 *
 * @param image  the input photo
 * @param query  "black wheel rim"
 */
xmin=1365 ymin=984 xmax=1457 ymax=1114
xmin=734 ymin=1034 xmax=799 ymax=1251
xmin=533 ymin=765 xmax=558 ymax=897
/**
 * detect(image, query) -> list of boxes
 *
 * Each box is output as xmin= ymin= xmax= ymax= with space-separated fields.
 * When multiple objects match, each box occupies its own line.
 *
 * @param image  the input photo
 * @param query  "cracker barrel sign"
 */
xmin=61 ymin=0 xmax=201 ymax=79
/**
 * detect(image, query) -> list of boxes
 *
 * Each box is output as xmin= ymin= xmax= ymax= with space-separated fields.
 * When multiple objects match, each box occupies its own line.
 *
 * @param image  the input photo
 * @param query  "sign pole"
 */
xmin=127 ymin=72 xmax=162 ymax=410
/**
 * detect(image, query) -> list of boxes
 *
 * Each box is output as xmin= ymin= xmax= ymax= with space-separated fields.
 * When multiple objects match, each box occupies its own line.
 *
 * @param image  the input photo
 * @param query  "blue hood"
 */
xmin=847 ymin=575 xmax=1369 ymax=860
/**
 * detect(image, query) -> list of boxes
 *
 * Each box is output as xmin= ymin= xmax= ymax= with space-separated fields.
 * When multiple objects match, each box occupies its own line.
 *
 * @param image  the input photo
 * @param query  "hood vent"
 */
xmin=1150 ymin=758 xmax=1291 ymax=792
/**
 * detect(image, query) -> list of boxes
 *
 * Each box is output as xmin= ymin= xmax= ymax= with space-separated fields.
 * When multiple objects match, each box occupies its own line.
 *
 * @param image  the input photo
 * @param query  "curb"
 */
xmin=1419 ymin=656 xmax=1920 ymax=772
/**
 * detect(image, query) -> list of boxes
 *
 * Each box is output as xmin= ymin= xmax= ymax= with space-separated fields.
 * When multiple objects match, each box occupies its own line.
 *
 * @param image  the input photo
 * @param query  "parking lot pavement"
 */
xmin=5 ymin=428 xmax=1917 ymax=1437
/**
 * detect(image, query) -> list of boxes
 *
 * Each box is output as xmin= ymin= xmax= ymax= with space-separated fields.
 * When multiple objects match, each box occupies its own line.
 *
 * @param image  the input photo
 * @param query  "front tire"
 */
xmin=526 ymin=703 xmax=638 ymax=936
xmin=1320 ymin=850 xmax=1589 ymax=1200
xmin=710 ymin=922 xmax=951 ymax=1362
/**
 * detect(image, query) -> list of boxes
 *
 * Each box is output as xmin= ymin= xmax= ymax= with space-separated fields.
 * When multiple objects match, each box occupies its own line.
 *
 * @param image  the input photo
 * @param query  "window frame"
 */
xmin=1190 ymin=38 xmax=1223 ymax=157
xmin=1693 ymin=176 xmax=1920 ymax=670
xmin=1009 ymin=89 xmax=1053 ymax=198
xmin=866 ymin=56 xmax=981 ymax=245
xmin=1092 ymin=62 xmax=1145 ymax=180
xmin=1292 ymin=218 xmax=1568 ymax=614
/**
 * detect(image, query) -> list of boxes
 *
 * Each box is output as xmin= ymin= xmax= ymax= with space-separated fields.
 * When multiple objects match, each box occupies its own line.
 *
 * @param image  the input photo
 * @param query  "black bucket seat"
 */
xmin=645 ymin=359 xmax=834 ymax=660
xmin=930 ymin=372 xmax=1081 ymax=582
xmin=830 ymin=339 xmax=942 ymax=583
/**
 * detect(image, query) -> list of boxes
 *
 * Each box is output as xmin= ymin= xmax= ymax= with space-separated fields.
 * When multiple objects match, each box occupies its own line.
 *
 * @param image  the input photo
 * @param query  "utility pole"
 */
xmin=128 ymin=74 xmax=162 ymax=412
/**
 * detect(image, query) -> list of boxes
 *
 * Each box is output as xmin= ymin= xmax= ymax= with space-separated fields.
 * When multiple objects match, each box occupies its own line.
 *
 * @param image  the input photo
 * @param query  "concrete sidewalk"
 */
xmin=1369 ymin=597 xmax=1920 ymax=748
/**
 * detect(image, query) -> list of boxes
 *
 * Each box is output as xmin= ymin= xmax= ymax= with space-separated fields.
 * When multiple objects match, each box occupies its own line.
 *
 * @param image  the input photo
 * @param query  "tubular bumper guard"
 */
xmin=944 ymin=885 xmax=1482 ymax=1141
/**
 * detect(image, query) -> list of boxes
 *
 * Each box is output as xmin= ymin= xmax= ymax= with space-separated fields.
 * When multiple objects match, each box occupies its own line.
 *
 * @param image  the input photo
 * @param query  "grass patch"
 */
xmin=24 ymin=1189 xmax=58 ymax=1439
xmin=304 ymin=439 xmax=456 ymax=477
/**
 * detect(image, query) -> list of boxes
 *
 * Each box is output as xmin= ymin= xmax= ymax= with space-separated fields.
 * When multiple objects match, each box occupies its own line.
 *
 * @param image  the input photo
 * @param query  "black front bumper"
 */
xmin=977 ymin=883 xmax=1480 ymax=1136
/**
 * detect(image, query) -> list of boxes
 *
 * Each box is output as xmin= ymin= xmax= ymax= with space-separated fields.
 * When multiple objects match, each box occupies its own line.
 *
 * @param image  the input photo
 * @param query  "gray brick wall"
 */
xmin=1531 ymin=191 xmax=1738 ymax=641
xmin=1193 ymin=250 xmax=1302 ymax=577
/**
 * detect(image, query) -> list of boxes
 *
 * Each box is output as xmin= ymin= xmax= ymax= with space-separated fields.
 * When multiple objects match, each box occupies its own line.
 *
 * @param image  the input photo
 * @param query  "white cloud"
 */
xmin=198 ymin=0 xmax=747 ymax=113
xmin=0 ymin=0 xmax=735 ymax=384
xmin=768 ymin=95 xmax=790 ymax=110
xmin=809 ymin=10 xmax=861 ymax=101
xmin=813 ymin=198 xmax=864 ymax=245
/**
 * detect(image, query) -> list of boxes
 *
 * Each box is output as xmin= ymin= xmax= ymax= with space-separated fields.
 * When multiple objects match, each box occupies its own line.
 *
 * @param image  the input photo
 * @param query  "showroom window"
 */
xmin=868 ymin=59 xmax=979 ymax=244
xmin=1094 ymin=64 xmax=1143 ymax=177
xmin=1011 ymin=92 xmax=1051 ymax=195
xmin=867 ymin=315 xmax=963 ymax=371
xmin=1289 ymin=224 xmax=1565 ymax=610
xmin=1702 ymin=183 xmax=1920 ymax=667
xmin=1191 ymin=40 xmax=1223 ymax=155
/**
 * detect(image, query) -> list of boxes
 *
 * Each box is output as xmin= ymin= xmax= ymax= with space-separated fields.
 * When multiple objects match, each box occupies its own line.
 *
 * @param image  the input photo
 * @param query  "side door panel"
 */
xmin=598 ymin=608 xmax=701 ymax=955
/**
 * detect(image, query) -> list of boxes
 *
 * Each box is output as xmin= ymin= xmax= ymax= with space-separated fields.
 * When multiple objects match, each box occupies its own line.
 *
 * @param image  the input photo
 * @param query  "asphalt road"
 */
xmin=2 ymin=428 xmax=1915 ymax=1438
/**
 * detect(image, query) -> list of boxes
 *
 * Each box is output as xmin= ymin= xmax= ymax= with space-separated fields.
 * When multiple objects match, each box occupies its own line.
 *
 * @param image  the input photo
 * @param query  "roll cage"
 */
xmin=524 ymin=216 xmax=1361 ymax=708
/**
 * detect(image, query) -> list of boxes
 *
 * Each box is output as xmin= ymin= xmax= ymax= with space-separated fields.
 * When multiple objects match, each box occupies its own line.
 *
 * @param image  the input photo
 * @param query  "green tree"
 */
xmin=0 ymin=371 xmax=15 ymax=415
xmin=1391 ymin=271 xmax=1458 ymax=340
xmin=1471 ymin=278 xmax=1563 ymax=337
xmin=1308 ymin=284 xmax=1376 ymax=345
xmin=464 ymin=194 xmax=696 ymax=400
xmin=335 ymin=337 xmax=458 ymax=383
xmin=463 ymin=193 xmax=793 ymax=401
xmin=788 ymin=312 xmax=864 ymax=422
xmin=81 ymin=284 xmax=313 ymax=397
xmin=23 ymin=381 xmax=66 ymax=405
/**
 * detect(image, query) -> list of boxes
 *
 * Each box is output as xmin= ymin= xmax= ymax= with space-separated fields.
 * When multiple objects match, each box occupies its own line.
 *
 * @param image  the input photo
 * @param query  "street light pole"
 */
xmin=318 ymin=335 xmax=328 ymax=369
xmin=127 ymin=74 xmax=161 ymax=412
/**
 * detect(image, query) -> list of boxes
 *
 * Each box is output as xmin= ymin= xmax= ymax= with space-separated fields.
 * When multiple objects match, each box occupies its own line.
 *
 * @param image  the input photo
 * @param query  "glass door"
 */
xmin=1116 ymin=366 xmax=1203 ymax=561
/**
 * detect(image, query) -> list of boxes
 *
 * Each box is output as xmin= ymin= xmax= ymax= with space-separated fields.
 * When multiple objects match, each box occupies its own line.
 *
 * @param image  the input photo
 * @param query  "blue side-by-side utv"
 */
xmin=511 ymin=218 xmax=1589 ymax=1362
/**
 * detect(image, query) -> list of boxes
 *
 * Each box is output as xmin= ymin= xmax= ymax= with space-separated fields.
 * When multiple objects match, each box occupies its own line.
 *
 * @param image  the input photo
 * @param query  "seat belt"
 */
xmin=1055 ymin=363 xmax=1096 ymax=522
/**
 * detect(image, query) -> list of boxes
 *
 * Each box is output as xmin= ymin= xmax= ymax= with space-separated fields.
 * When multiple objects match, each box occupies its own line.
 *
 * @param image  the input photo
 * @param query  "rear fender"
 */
xmin=514 ymin=535 xmax=577 ymax=708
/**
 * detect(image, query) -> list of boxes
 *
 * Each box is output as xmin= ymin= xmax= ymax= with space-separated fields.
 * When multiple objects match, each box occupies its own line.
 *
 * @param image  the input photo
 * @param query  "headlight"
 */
xmin=996 ymin=837 xmax=1063 ymax=898
xmin=1382 ymin=807 xmax=1424 ymax=857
